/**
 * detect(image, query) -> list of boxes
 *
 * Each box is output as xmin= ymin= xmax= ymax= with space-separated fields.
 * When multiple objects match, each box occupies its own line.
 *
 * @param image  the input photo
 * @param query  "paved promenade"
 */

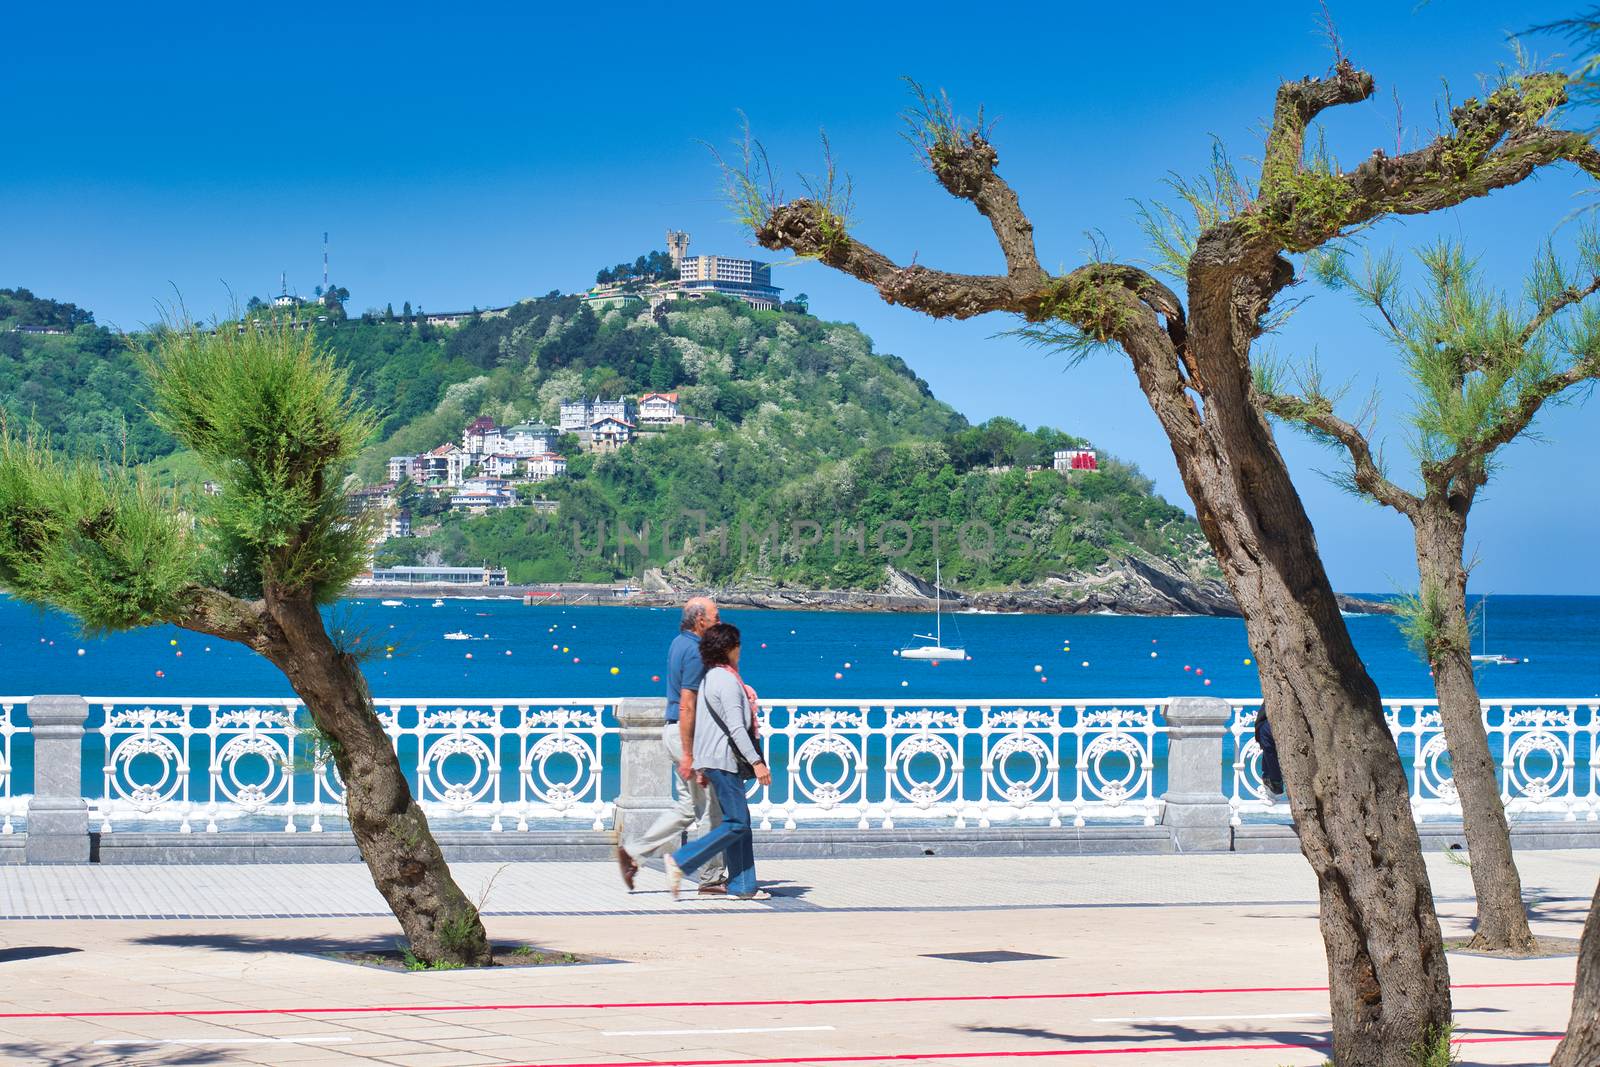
xmin=0 ymin=850 xmax=1589 ymax=1066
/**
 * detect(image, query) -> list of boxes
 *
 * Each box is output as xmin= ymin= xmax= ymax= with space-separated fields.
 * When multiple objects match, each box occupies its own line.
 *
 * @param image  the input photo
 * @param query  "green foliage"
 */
xmin=0 ymin=325 xmax=171 ymax=463
xmin=8 ymin=287 xmax=1208 ymax=597
xmin=0 ymin=429 xmax=198 ymax=635
xmin=0 ymin=287 xmax=94 ymax=330
xmin=143 ymin=322 xmax=377 ymax=602
xmin=400 ymin=945 xmax=465 ymax=971
xmin=717 ymin=112 xmax=783 ymax=233
xmin=1135 ymin=140 xmax=1255 ymax=281
xmin=901 ymin=78 xmax=992 ymax=179
xmin=596 ymin=250 xmax=678 ymax=286
xmin=797 ymin=131 xmax=855 ymax=258
xmin=1406 ymin=1023 xmax=1459 ymax=1067
xmin=715 ymin=115 xmax=852 ymax=256
xmin=368 ymin=298 xmax=1204 ymax=589
xmin=436 ymin=905 xmax=484 ymax=958
xmin=1288 ymin=229 xmax=1600 ymax=498
xmin=1395 ymin=582 xmax=1471 ymax=663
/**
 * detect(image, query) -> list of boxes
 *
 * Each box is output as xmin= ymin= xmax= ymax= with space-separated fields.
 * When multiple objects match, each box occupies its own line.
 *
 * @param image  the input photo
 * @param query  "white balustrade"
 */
xmin=1227 ymin=698 xmax=1599 ymax=825
xmin=85 ymin=698 xmax=616 ymax=833
xmin=4 ymin=694 xmax=1583 ymax=836
xmin=0 ymin=698 xmax=28 ymax=834
xmin=748 ymin=700 xmax=1165 ymax=831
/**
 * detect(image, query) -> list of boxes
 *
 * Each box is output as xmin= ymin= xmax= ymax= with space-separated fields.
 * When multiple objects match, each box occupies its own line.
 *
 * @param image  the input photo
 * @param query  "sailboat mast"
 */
xmin=934 ymin=559 xmax=942 ymax=645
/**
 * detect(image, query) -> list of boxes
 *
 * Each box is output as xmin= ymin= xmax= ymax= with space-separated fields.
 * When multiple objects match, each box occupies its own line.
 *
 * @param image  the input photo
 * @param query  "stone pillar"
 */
xmin=25 ymin=695 xmax=90 ymax=864
xmin=1159 ymin=696 xmax=1233 ymax=852
xmin=614 ymin=697 xmax=673 ymax=841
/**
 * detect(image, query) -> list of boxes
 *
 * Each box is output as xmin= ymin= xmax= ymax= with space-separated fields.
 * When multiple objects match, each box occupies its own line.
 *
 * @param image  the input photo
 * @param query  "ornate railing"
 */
xmin=0 ymin=698 xmax=27 ymax=833
xmin=751 ymin=700 xmax=1165 ymax=830
xmin=0 ymin=695 xmax=1586 ymax=836
xmin=1227 ymin=698 xmax=1599 ymax=825
xmin=86 ymin=698 xmax=615 ymax=833
xmin=77 ymin=697 xmax=1167 ymax=832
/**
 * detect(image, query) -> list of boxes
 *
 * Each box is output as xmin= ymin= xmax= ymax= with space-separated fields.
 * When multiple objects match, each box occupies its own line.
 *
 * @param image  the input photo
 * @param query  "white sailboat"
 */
xmin=1470 ymin=595 xmax=1520 ymax=666
xmin=896 ymin=560 xmax=967 ymax=661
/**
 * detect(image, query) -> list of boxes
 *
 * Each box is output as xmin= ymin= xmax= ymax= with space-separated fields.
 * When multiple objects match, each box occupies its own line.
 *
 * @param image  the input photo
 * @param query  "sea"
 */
xmin=2 ymin=592 xmax=1596 ymax=702
xmin=0 ymin=593 xmax=1592 ymax=815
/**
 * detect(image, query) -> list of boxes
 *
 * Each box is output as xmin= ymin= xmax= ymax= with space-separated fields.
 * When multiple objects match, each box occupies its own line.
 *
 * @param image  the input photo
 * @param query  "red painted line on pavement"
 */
xmin=0 ymin=981 xmax=1571 ymax=1021
xmin=503 ymin=1034 xmax=1564 ymax=1067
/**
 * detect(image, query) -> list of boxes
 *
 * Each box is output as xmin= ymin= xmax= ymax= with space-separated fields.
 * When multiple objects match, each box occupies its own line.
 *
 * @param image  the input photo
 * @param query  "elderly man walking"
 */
xmin=615 ymin=596 xmax=727 ymax=894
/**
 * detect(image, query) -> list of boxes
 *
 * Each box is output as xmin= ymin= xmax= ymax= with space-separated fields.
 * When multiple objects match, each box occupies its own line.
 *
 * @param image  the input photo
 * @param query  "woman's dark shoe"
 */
xmin=614 ymin=845 xmax=638 ymax=891
xmin=697 ymin=882 xmax=729 ymax=896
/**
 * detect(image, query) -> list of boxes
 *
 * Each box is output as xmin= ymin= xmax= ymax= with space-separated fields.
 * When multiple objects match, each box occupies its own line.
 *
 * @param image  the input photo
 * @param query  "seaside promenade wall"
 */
xmin=0 ymin=694 xmax=1592 ymax=863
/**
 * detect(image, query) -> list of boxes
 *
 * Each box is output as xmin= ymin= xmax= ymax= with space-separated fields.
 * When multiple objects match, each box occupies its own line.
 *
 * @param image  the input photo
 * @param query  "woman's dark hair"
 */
xmin=699 ymin=622 xmax=741 ymax=668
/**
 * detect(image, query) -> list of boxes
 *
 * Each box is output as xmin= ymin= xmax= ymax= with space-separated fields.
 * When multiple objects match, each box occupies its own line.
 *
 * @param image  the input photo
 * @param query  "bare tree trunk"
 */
xmin=1162 ymin=276 xmax=1451 ymax=1065
xmin=1554 ymin=880 xmax=1600 ymax=1066
xmin=1415 ymin=507 xmax=1534 ymax=953
xmin=262 ymin=594 xmax=492 ymax=966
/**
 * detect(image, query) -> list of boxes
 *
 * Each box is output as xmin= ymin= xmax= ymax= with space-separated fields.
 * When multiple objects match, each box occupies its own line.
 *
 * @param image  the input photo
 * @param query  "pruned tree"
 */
xmin=735 ymin=64 xmax=1600 ymax=1065
xmin=0 ymin=322 xmax=492 ymax=967
xmin=1258 ymin=235 xmax=1600 ymax=955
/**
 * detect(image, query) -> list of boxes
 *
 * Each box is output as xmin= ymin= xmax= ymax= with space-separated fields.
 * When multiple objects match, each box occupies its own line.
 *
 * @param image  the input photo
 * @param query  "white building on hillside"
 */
xmin=561 ymin=397 xmax=639 ymax=442
xmin=638 ymin=391 xmax=682 ymax=425
xmin=1054 ymin=449 xmax=1099 ymax=473
xmin=463 ymin=416 xmax=503 ymax=455
xmin=522 ymin=452 xmax=567 ymax=482
xmin=451 ymin=476 xmax=516 ymax=514
xmin=417 ymin=444 xmax=468 ymax=486
xmin=505 ymin=422 xmax=558 ymax=455
xmin=588 ymin=416 xmax=634 ymax=453
xmin=479 ymin=453 xmax=524 ymax=479
xmin=387 ymin=455 xmax=419 ymax=483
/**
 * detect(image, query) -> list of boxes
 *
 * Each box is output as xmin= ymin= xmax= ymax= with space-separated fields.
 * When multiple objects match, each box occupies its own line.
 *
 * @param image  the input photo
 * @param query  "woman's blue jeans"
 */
xmin=672 ymin=769 xmax=756 ymax=896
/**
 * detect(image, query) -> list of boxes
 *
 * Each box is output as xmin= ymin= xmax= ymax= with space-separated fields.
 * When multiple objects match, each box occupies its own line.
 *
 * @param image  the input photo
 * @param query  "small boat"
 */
xmin=443 ymin=631 xmax=472 ymax=641
xmin=380 ymin=599 xmax=404 ymax=607
xmin=431 ymin=599 xmax=444 ymax=607
xmin=896 ymin=560 xmax=967 ymax=661
xmin=1470 ymin=595 xmax=1520 ymax=665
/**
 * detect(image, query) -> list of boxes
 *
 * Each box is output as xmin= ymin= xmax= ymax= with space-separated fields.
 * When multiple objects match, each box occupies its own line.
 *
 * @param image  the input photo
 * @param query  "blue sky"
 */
xmin=3 ymin=1 xmax=1597 ymax=594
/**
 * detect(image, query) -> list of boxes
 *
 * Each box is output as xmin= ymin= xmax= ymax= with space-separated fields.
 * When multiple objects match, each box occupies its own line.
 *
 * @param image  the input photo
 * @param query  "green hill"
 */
xmin=3 ymin=286 xmax=1212 ymax=593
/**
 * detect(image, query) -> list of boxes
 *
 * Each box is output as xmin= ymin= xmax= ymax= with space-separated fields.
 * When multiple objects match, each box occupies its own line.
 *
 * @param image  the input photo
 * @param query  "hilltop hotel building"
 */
xmin=582 ymin=230 xmax=782 ymax=312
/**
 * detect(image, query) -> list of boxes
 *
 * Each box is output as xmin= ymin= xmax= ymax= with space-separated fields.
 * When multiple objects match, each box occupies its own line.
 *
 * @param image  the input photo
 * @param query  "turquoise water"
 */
xmin=5 ymin=592 xmax=1598 ymax=702
xmin=1 ymin=593 xmax=1594 ymax=815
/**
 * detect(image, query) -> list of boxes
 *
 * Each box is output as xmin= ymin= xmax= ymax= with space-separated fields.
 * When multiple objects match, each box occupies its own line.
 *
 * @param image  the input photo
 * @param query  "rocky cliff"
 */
xmin=637 ymin=557 xmax=1393 ymax=617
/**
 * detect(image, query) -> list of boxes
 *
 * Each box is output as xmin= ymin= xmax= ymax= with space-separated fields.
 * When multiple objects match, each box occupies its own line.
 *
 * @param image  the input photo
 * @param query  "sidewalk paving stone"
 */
xmin=0 ymin=850 xmax=1587 ymax=1065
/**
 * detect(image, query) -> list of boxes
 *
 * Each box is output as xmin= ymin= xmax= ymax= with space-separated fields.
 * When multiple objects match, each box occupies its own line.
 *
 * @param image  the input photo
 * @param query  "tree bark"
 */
xmin=260 ymin=594 xmax=492 ymax=966
xmin=1554 ymin=879 xmax=1600 ymax=1066
xmin=1152 ymin=246 xmax=1451 ymax=1066
xmin=1414 ymin=505 xmax=1535 ymax=953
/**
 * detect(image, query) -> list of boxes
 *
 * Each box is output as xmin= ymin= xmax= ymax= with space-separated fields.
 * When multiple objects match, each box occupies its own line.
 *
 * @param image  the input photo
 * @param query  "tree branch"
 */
xmin=757 ymin=199 xmax=1040 ymax=318
xmin=172 ymin=585 xmax=276 ymax=653
xmin=902 ymin=86 xmax=1046 ymax=283
xmin=1260 ymin=60 xmax=1376 ymax=194
xmin=756 ymin=200 xmax=1185 ymax=332
xmin=1251 ymin=72 xmax=1600 ymax=254
xmin=1519 ymin=273 xmax=1600 ymax=347
xmin=925 ymin=132 xmax=1046 ymax=282
xmin=1258 ymin=389 xmax=1421 ymax=517
xmin=1441 ymin=355 xmax=1600 ymax=482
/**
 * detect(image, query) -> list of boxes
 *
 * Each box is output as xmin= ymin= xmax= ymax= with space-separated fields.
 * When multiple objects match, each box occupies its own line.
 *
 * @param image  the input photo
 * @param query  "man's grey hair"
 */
xmin=680 ymin=599 xmax=710 ymax=632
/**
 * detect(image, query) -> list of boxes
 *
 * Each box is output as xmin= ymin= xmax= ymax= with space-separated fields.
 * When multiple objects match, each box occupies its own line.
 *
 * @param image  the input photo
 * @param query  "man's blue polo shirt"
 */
xmin=664 ymin=630 xmax=704 ymax=723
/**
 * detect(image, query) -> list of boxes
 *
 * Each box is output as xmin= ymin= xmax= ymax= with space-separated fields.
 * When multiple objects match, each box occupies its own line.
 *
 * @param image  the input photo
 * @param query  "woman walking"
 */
xmin=666 ymin=622 xmax=772 ymax=901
